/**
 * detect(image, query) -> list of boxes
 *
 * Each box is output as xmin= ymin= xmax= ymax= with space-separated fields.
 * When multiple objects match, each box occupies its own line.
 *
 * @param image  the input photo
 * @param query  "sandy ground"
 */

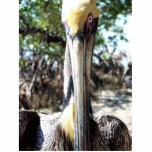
xmin=92 ymin=89 xmax=132 ymax=136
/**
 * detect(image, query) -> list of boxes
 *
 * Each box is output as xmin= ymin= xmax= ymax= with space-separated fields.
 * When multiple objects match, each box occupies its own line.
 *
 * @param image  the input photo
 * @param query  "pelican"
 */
xmin=19 ymin=0 xmax=131 ymax=150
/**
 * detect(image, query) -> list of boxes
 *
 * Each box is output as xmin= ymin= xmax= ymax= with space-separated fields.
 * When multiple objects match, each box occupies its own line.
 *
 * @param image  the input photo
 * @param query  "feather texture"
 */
xmin=19 ymin=110 xmax=131 ymax=150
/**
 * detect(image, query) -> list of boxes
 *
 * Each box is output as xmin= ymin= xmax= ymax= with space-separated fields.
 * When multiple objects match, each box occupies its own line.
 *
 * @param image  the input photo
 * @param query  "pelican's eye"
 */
xmin=88 ymin=16 xmax=93 ymax=23
xmin=85 ymin=13 xmax=93 ymax=30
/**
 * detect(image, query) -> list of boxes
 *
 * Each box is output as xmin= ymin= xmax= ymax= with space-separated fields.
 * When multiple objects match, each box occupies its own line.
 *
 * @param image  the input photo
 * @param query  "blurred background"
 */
xmin=19 ymin=0 xmax=132 ymax=134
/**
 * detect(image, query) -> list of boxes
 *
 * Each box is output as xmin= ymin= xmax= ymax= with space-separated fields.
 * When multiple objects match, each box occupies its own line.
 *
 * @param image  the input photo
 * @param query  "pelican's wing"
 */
xmin=19 ymin=110 xmax=40 ymax=150
xmin=19 ymin=110 xmax=60 ymax=150
xmin=96 ymin=115 xmax=132 ymax=151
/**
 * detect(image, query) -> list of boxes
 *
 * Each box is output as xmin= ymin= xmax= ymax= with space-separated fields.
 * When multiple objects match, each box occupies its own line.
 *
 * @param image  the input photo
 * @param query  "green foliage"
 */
xmin=95 ymin=0 xmax=131 ymax=48
xmin=20 ymin=0 xmax=64 ymax=62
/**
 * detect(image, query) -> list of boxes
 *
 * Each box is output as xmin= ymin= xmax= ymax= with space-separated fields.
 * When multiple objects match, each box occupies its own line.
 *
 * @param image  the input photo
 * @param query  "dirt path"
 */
xmin=92 ymin=89 xmax=132 ymax=136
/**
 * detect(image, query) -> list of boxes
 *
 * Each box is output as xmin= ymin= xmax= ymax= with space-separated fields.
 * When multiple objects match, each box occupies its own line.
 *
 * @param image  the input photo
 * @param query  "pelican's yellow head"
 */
xmin=62 ymin=0 xmax=99 ymax=35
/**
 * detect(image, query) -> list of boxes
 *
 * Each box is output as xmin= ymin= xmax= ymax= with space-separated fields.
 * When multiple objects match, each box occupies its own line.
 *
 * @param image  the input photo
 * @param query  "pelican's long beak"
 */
xmin=71 ymin=34 xmax=92 ymax=150
xmin=65 ymin=17 xmax=98 ymax=150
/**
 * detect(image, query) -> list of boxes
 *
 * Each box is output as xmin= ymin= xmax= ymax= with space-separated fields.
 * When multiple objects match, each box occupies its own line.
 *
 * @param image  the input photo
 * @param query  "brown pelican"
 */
xmin=19 ymin=0 xmax=131 ymax=150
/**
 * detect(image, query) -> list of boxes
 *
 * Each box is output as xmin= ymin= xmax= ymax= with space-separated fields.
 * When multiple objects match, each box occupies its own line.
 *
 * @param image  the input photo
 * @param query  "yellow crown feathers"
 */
xmin=62 ymin=0 xmax=99 ymax=35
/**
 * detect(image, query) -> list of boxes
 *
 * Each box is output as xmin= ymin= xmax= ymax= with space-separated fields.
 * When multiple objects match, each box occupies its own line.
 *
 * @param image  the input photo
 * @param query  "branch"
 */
xmin=19 ymin=26 xmax=66 ymax=48
xmin=28 ymin=56 xmax=43 ymax=93
xmin=19 ymin=95 xmax=31 ymax=110
xmin=93 ymin=53 xmax=103 ymax=63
